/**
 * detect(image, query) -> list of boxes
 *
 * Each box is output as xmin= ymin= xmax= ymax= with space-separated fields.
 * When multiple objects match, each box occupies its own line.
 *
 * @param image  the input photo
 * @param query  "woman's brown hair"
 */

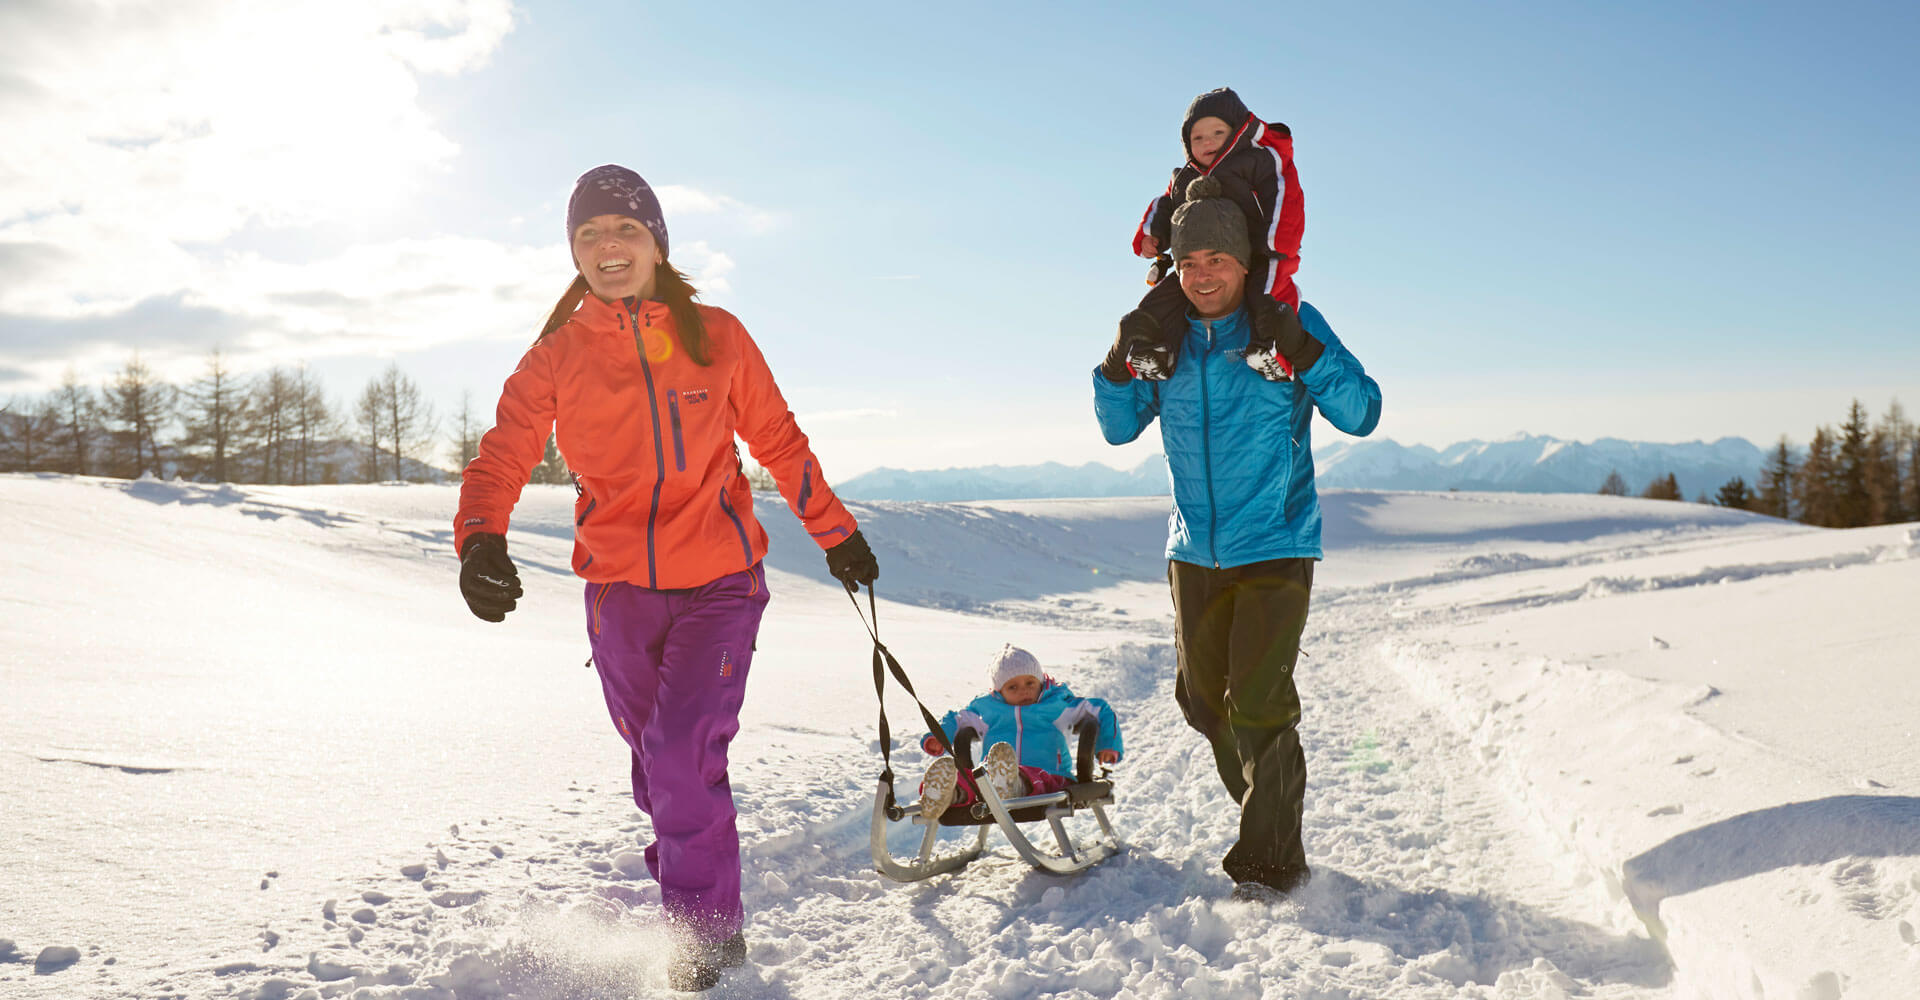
xmin=534 ymin=263 xmax=712 ymax=366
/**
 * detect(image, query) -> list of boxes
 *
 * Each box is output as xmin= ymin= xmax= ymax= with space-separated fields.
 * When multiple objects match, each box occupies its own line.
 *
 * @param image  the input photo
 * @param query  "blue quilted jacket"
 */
xmin=1092 ymin=300 xmax=1380 ymax=567
xmin=929 ymin=679 xmax=1122 ymax=776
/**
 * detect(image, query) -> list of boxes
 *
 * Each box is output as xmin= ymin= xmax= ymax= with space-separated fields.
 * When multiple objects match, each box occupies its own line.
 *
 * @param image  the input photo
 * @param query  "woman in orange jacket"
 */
xmin=454 ymin=164 xmax=877 ymax=992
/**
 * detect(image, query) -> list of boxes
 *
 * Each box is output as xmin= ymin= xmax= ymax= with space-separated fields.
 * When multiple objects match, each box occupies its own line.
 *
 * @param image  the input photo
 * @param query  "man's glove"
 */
xmin=1242 ymin=294 xmax=1323 ymax=382
xmin=824 ymin=530 xmax=878 ymax=592
xmin=1102 ymin=309 xmax=1177 ymax=383
xmin=459 ymin=533 xmax=522 ymax=622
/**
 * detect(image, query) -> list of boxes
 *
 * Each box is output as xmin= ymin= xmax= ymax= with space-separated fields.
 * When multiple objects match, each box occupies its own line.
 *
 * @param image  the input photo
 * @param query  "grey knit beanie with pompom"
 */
xmin=1169 ymin=174 xmax=1250 ymax=270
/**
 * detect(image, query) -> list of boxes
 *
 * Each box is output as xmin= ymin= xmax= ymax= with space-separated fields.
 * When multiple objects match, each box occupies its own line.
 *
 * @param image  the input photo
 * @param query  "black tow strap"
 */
xmin=846 ymin=584 xmax=953 ymax=819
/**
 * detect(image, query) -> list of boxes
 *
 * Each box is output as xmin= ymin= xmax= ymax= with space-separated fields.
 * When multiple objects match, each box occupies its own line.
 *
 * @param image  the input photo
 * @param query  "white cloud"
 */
xmin=673 ymin=240 xmax=737 ymax=296
xmin=0 ymin=2 xmax=765 ymax=398
xmin=0 ymin=234 xmax=567 ymax=391
xmin=209 ymin=236 xmax=564 ymax=348
xmin=655 ymin=185 xmax=782 ymax=234
xmin=0 ymin=0 xmax=514 ymax=275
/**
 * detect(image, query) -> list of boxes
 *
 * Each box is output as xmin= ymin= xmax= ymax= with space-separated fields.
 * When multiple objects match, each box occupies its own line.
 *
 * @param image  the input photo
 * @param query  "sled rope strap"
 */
xmin=847 ymin=585 xmax=955 ymax=817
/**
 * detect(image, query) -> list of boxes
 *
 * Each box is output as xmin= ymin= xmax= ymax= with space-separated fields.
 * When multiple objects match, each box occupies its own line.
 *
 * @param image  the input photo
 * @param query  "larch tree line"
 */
xmin=0 ymin=350 xmax=457 ymax=484
xmin=1597 ymin=399 xmax=1919 ymax=528
xmin=0 ymin=349 xmax=779 ymax=489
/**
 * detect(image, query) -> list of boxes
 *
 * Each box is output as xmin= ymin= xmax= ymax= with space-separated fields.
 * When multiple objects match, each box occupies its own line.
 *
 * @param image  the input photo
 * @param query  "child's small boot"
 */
xmin=1119 ymin=309 xmax=1179 ymax=381
xmin=983 ymin=742 xmax=1022 ymax=801
xmin=920 ymin=757 xmax=959 ymax=818
xmin=1242 ymin=294 xmax=1321 ymax=382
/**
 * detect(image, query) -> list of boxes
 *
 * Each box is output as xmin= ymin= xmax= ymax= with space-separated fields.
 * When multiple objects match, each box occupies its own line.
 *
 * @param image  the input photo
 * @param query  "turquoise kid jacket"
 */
xmin=1092 ymin=300 xmax=1380 ymax=568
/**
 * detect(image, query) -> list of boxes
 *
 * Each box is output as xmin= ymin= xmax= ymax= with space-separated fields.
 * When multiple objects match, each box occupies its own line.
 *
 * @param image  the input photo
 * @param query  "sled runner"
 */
xmin=870 ymin=721 xmax=1123 ymax=881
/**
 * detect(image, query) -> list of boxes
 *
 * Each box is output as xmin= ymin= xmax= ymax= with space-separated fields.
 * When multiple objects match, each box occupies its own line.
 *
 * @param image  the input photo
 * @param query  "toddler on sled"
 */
xmin=918 ymin=645 xmax=1123 ymax=817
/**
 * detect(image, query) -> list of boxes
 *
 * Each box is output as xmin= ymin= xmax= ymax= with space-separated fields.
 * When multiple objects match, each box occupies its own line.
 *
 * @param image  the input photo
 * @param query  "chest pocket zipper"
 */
xmin=667 ymin=390 xmax=686 ymax=473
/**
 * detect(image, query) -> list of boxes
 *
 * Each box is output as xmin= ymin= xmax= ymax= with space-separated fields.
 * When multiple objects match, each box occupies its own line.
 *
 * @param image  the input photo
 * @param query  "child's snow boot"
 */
xmin=1242 ymin=294 xmax=1321 ymax=382
xmin=1119 ymin=309 xmax=1178 ymax=381
xmin=983 ymin=742 xmax=1022 ymax=802
xmin=920 ymin=757 xmax=959 ymax=818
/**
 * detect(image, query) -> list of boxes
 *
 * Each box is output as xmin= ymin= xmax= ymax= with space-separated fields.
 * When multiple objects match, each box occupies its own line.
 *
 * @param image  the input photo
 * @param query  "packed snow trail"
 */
xmin=10 ymin=479 xmax=1916 ymax=999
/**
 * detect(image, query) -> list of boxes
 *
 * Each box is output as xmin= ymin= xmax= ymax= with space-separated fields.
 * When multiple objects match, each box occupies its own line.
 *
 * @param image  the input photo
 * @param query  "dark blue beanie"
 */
xmin=566 ymin=165 xmax=668 ymax=259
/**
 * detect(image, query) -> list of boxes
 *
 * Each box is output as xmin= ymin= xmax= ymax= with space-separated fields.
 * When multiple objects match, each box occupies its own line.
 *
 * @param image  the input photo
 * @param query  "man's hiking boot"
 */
xmin=983 ymin=742 xmax=1022 ymax=801
xmin=920 ymin=757 xmax=959 ymax=818
xmin=1229 ymin=863 xmax=1313 ymax=903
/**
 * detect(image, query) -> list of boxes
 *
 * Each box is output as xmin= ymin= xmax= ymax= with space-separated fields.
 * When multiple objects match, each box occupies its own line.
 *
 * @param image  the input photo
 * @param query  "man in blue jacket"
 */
xmin=1092 ymin=174 xmax=1381 ymax=898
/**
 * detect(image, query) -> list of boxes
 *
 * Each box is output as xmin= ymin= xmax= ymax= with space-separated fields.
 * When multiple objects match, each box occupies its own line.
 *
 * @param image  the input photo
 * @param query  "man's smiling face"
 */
xmin=1177 ymin=249 xmax=1248 ymax=319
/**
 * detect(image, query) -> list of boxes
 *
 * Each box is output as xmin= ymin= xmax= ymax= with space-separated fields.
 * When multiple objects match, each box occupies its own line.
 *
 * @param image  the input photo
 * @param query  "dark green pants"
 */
xmin=1169 ymin=557 xmax=1314 ymax=885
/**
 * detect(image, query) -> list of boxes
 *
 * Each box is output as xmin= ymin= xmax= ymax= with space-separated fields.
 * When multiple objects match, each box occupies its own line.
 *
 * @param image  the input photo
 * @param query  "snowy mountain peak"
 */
xmin=841 ymin=435 xmax=1764 ymax=501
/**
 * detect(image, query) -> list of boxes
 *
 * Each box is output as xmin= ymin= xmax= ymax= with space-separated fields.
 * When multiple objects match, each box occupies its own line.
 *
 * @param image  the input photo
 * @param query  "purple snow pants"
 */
xmin=584 ymin=562 xmax=769 ymax=942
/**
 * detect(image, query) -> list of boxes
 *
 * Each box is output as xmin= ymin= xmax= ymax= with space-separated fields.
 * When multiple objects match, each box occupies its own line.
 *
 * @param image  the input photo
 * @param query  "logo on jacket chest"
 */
xmin=680 ymin=388 xmax=710 ymax=405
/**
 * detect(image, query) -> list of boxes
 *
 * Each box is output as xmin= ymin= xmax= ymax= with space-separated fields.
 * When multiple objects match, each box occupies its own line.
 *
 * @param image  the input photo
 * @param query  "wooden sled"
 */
xmin=872 ymin=721 xmax=1122 ymax=881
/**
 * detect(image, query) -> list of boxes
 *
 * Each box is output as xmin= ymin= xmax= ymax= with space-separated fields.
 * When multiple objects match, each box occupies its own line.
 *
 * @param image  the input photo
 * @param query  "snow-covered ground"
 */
xmin=3 ymin=473 xmax=1916 ymax=999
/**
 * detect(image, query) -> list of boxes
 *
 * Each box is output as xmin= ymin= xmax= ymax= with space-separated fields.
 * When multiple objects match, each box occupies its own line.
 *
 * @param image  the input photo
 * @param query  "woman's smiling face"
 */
xmin=572 ymin=213 xmax=660 ymax=301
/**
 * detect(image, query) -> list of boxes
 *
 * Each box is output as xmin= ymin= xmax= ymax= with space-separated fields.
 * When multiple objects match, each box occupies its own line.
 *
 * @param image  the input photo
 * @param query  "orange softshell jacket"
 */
xmin=454 ymin=295 xmax=858 ymax=589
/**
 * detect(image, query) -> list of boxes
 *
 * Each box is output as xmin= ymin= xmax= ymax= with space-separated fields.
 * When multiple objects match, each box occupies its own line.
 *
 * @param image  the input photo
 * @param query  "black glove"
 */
xmin=1102 ymin=309 xmax=1177 ymax=383
xmin=824 ymin=530 xmax=879 ymax=592
xmin=459 ymin=533 xmax=523 ymax=622
xmin=1242 ymin=294 xmax=1323 ymax=382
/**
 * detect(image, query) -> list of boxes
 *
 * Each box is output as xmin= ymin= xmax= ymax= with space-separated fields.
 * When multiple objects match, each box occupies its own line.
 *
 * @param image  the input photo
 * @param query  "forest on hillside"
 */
xmin=1601 ymin=399 xmax=1917 ymax=530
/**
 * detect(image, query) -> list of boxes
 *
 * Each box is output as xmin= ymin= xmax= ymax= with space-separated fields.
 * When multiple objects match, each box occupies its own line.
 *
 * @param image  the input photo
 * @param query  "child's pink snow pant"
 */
xmin=585 ymin=562 xmax=769 ymax=943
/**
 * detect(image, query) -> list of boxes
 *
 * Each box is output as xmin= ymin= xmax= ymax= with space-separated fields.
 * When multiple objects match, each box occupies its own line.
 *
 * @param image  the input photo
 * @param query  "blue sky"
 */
xmin=3 ymin=0 xmax=1916 ymax=478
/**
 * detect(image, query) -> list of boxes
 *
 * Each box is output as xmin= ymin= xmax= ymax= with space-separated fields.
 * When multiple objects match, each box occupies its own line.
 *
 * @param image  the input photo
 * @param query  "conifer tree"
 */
xmin=1909 ymin=435 xmax=1920 ymax=526
xmin=1757 ymin=436 xmax=1795 ymax=519
xmin=355 ymin=365 xmax=436 ymax=482
xmin=1714 ymin=476 xmax=1754 ymax=510
xmin=530 ymin=433 xmax=569 ymax=485
xmin=105 ymin=354 xmax=174 ymax=478
xmin=355 ymin=380 xmax=384 ymax=481
xmin=291 ymin=366 xmax=333 ymax=484
xmin=450 ymin=390 xmax=481 ymax=477
xmin=1835 ymin=399 xmax=1872 ymax=527
xmin=55 ymin=370 xmax=100 ymax=476
xmin=1870 ymin=401 xmax=1909 ymax=524
xmin=1797 ymin=427 xmax=1840 ymax=527
xmin=0 ymin=396 xmax=60 ymax=471
xmin=244 ymin=368 xmax=298 ymax=484
xmin=1641 ymin=472 xmax=1682 ymax=500
xmin=1597 ymin=469 xmax=1629 ymax=495
xmin=180 ymin=349 xmax=249 ymax=482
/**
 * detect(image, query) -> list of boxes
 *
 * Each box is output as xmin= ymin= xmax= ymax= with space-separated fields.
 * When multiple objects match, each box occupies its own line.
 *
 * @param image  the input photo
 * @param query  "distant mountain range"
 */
xmin=837 ymin=434 xmax=1769 ymax=502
